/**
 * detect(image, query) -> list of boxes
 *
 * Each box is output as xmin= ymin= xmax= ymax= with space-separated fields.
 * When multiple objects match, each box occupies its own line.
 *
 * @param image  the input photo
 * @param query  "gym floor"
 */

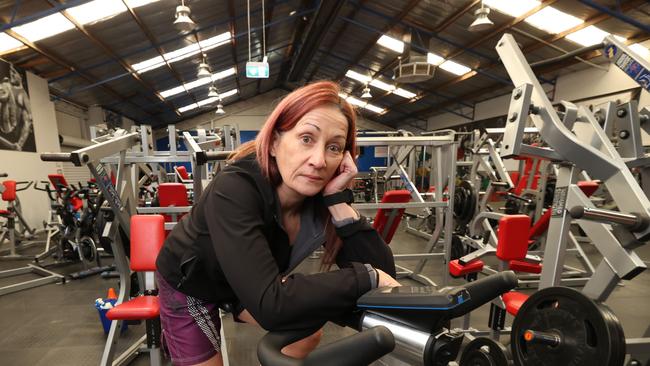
xmin=1 ymin=218 xmax=649 ymax=366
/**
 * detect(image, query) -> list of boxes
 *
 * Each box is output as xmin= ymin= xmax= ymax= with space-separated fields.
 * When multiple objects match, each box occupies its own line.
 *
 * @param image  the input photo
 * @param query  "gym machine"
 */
xmin=41 ymin=124 xmax=234 ymax=365
xmin=352 ymin=134 xmax=458 ymax=286
xmin=0 ymin=179 xmax=44 ymax=258
xmin=41 ymin=128 xmax=152 ymax=365
xmin=258 ymin=271 xmax=518 ymax=366
xmin=0 ymin=177 xmax=63 ymax=297
xmin=496 ymin=32 xmax=649 ymax=363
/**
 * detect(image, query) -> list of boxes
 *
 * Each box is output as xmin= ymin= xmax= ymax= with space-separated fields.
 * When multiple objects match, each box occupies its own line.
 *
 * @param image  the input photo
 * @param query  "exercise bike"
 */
xmin=34 ymin=180 xmax=108 ymax=278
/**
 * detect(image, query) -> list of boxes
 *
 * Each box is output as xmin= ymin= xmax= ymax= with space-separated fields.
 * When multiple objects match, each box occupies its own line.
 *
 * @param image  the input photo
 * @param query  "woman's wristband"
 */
xmin=364 ymin=264 xmax=379 ymax=289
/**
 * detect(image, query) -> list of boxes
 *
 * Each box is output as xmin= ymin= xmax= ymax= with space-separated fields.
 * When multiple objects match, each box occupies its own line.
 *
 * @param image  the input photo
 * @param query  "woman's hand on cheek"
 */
xmin=323 ymin=151 xmax=357 ymax=196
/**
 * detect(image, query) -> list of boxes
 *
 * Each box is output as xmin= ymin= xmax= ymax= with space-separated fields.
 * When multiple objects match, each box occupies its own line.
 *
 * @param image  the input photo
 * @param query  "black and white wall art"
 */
xmin=0 ymin=59 xmax=35 ymax=152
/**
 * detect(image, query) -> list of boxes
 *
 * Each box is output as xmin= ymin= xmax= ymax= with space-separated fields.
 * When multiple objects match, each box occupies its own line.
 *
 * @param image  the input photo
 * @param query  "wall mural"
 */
xmin=0 ymin=59 xmax=35 ymax=152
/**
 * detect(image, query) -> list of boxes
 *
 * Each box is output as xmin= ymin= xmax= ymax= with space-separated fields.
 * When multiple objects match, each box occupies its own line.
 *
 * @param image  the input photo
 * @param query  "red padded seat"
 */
xmin=106 ymin=215 xmax=164 ymax=322
xmin=502 ymin=291 xmax=529 ymax=316
xmin=449 ymin=259 xmax=484 ymax=277
xmin=508 ymin=260 xmax=542 ymax=274
xmin=107 ymin=296 xmax=159 ymax=320
xmin=373 ymin=190 xmax=411 ymax=244
xmin=0 ymin=209 xmax=10 ymax=215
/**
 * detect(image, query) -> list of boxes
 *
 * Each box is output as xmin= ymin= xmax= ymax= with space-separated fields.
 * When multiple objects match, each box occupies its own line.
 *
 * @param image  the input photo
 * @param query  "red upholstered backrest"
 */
xmin=158 ymin=183 xmax=189 ymax=207
xmin=373 ymin=190 xmax=411 ymax=244
xmin=130 ymin=215 xmax=165 ymax=271
xmin=2 ymin=180 xmax=16 ymax=202
xmin=175 ymin=166 xmax=190 ymax=180
xmin=496 ymin=215 xmax=532 ymax=260
xmin=158 ymin=183 xmax=189 ymax=223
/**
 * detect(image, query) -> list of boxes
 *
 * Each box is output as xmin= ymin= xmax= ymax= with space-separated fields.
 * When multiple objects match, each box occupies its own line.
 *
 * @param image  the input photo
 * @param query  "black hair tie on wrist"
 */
xmin=323 ymin=188 xmax=353 ymax=207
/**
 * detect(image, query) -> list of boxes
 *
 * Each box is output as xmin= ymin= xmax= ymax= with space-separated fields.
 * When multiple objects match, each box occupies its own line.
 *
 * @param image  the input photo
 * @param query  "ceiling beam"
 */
xmin=305 ymin=0 xmax=369 ymax=82
xmin=395 ymin=32 xmax=650 ymax=125
xmin=122 ymin=0 xmax=199 ymax=109
xmin=54 ymin=2 xmax=180 ymax=118
xmin=349 ymin=0 xmax=478 ymax=104
xmin=578 ymin=0 xmax=650 ymax=34
xmin=284 ymin=0 xmax=346 ymax=82
xmin=0 ymin=0 xmax=93 ymax=32
xmin=17 ymin=56 xmax=51 ymax=69
xmin=382 ymin=0 xmax=645 ymax=122
xmin=333 ymin=0 xmax=421 ymax=83
xmin=5 ymin=29 xmax=152 ymax=123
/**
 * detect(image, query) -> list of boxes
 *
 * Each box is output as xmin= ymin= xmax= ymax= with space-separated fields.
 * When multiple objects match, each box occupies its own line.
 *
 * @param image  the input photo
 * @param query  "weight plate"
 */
xmin=598 ymin=303 xmax=626 ymax=366
xmin=511 ymin=287 xmax=625 ymax=366
xmin=454 ymin=180 xmax=477 ymax=227
xmin=460 ymin=337 xmax=512 ymax=366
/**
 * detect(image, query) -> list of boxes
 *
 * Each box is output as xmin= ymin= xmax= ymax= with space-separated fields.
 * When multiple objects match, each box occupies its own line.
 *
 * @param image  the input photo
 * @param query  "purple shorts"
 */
xmin=156 ymin=272 xmax=222 ymax=366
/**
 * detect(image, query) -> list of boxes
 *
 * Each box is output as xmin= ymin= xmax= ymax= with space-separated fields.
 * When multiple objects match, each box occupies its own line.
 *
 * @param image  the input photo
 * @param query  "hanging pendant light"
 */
xmin=197 ymin=54 xmax=211 ymax=79
xmin=469 ymin=1 xmax=494 ymax=32
xmin=174 ymin=1 xmax=196 ymax=33
xmin=208 ymin=85 xmax=219 ymax=98
xmin=215 ymin=100 xmax=225 ymax=115
xmin=361 ymin=85 xmax=372 ymax=99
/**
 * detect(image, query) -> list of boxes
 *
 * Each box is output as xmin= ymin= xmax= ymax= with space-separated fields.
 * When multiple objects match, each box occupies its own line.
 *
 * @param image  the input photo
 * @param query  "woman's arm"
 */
xmin=204 ymin=171 xmax=374 ymax=331
xmin=333 ymin=215 xmax=397 ymax=278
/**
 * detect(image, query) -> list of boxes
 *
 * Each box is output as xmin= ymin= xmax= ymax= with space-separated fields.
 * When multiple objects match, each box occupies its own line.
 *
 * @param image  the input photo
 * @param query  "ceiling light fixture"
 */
xmin=469 ymin=1 xmax=494 ymax=32
xmin=197 ymin=54 xmax=211 ymax=79
xmin=174 ymin=0 xmax=196 ymax=33
xmin=215 ymin=100 xmax=225 ymax=114
xmin=361 ymin=85 xmax=372 ymax=99
xmin=208 ymin=85 xmax=219 ymax=98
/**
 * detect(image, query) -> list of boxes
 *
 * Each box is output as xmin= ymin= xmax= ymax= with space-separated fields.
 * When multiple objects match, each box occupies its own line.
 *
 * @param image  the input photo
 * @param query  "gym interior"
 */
xmin=0 ymin=0 xmax=649 ymax=365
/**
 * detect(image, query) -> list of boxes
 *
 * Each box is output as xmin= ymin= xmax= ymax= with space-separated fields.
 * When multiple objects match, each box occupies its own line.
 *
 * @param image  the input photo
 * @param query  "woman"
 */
xmin=155 ymin=81 xmax=399 ymax=366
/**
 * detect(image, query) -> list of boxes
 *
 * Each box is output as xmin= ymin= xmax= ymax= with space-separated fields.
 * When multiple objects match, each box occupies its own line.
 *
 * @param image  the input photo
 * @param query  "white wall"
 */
xmin=426 ymin=61 xmax=650 ymax=130
xmin=1 ymin=72 xmax=63 ymax=226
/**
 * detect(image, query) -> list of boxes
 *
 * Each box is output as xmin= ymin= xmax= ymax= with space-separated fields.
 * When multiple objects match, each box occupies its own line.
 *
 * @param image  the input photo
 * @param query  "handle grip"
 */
xmin=569 ymin=206 xmax=647 ymax=231
xmin=447 ymin=271 xmax=518 ymax=319
xmin=258 ymin=326 xmax=394 ymax=366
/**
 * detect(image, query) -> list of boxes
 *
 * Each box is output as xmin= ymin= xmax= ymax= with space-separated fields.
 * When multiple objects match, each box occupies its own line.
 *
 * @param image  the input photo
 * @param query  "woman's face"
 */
xmin=271 ymin=105 xmax=349 ymax=199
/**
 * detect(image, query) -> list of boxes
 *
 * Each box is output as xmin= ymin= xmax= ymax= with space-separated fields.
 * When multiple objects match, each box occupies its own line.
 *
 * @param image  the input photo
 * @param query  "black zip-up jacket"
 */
xmin=156 ymin=155 xmax=396 ymax=331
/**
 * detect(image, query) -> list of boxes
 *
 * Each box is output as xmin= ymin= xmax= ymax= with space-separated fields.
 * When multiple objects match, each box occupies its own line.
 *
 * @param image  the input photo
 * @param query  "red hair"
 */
xmin=231 ymin=81 xmax=357 ymax=267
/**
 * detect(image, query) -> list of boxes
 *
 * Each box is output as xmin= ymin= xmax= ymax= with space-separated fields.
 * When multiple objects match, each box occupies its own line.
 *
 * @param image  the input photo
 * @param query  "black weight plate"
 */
xmin=598 ymin=304 xmax=626 ymax=366
xmin=511 ymin=287 xmax=623 ymax=366
xmin=460 ymin=337 xmax=512 ymax=366
xmin=455 ymin=180 xmax=477 ymax=225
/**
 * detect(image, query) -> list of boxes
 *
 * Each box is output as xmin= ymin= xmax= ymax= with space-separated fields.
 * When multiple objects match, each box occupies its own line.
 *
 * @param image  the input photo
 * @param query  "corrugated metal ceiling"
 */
xmin=0 ymin=0 xmax=647 ymax=129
